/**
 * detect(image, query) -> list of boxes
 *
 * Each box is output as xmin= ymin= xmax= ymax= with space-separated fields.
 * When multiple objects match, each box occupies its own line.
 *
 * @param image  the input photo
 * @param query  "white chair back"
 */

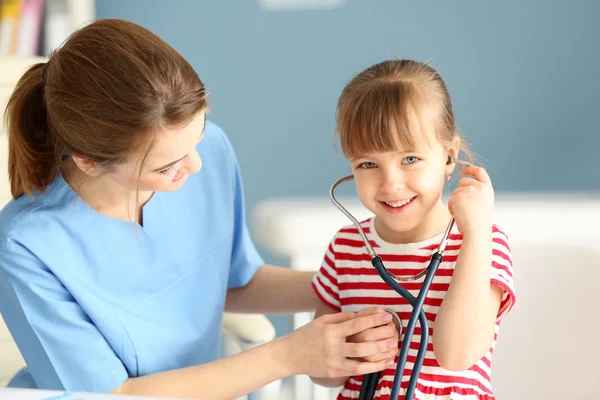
xmin=493 ymin=242 xmax=600 ymax=399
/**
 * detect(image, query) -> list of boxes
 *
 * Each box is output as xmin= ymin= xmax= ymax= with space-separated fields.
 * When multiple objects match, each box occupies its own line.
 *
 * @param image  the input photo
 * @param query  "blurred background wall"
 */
xmin=94 ymin=0 xmax=600 ymax=335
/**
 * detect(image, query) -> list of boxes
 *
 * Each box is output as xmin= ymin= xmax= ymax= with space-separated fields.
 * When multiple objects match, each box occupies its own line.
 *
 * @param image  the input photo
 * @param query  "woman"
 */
xmin=0 ymin=19 xmax=397 ymax=399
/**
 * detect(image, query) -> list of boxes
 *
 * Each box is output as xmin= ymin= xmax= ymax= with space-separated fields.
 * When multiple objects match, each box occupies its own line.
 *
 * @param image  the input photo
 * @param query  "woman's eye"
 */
xmin=359 ymin=162 xmax=377 ymax=169
xmin=158 ymin=165 xmax=177 ymax=176
xmin=402 ymin=156 xmax=420 ymax=165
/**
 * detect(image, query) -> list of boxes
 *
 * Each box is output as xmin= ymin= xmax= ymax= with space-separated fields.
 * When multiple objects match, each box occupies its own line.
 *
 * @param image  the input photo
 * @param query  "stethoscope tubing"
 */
xmin=329 ymin=158 xmax=471 ymax=399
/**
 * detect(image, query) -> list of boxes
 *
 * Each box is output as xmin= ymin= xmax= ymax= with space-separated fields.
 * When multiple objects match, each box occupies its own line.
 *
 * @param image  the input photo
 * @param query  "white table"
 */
xmin=0 ymin=388 xmax=188 ymax=400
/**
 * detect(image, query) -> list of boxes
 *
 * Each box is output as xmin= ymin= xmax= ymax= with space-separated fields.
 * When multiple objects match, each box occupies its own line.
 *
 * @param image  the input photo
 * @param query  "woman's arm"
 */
xmin=114 ymin=335 xmax=292 ymax=399
xmin=115 ymin=310 xmax=396 ymax=399
xmin=225 ymin=265 xmax=319 ymax=313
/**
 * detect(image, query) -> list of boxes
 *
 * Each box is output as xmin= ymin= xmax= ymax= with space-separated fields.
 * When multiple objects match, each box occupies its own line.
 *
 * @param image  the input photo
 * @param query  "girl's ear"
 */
xmin=445 ymin=135 xmax=461 ymax=176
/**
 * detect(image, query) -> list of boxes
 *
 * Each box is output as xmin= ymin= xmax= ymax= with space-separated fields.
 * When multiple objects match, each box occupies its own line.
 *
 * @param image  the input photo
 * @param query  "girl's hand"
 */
xmin=284 ymin=310 xmax=396 ymax=378
xmin=447 ymin=166 xmax=494 ymax=237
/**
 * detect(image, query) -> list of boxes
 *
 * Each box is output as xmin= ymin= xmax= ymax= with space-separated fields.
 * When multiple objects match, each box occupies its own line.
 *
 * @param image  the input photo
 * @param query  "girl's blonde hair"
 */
xmin=336 ymin=59 xmax=474 ymax=162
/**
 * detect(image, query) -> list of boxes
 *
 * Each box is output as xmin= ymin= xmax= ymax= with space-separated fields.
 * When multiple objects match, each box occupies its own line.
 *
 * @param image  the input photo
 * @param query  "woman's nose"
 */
xmin=184 ymin=151 xmax=202 ymax=175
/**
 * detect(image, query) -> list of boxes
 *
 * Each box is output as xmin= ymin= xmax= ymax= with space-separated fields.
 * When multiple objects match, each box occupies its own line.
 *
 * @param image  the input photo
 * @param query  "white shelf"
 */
xmin=0 ymin=56 xmax=47 ymax=86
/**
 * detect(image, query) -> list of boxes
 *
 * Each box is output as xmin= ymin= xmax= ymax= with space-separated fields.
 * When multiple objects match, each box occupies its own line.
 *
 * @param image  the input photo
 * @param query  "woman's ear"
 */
xmin=71 ymin=155 xmax=101 ymax=177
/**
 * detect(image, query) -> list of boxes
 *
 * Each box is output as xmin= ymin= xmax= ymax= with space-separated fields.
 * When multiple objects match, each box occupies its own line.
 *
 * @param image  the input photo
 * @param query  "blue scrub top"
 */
xmin=0 ymin=121 xmax=264 ymax=393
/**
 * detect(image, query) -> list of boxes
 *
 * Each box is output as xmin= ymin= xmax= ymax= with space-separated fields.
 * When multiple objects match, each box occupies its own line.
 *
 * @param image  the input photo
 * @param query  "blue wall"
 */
xmin=96 ymin=0 xmax=599 ymax=333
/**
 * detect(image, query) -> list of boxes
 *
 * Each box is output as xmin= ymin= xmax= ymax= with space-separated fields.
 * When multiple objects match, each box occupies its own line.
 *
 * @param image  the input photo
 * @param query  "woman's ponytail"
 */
xmin=4 ymin=62 xmax=60 ymax=198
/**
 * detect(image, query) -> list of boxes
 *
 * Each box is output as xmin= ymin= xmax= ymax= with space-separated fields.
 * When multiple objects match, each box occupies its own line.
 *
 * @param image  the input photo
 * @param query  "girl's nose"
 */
xmin=380 ymin=171 xmax=406 ymax=193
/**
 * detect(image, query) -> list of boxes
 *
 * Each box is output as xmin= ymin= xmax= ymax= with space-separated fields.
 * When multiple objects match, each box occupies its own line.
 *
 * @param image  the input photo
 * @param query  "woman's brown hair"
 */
xmin=4 ymin=18 xmax=208 ymax=199
xmin=336 ymin=59 xmax=473 ymax=162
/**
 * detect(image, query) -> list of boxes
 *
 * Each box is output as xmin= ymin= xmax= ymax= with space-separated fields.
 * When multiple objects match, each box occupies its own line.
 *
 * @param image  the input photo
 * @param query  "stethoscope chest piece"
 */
xmin=383 ymin=308 xmax=403 ymax=343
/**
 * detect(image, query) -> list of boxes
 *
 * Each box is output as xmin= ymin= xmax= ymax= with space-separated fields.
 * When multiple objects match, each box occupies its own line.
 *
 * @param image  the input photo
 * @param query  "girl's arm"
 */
xmin=433 ymin=230 xmax=503 ymax=371
xmin=225 ymin=265 xmax=320 ymax=313
xmin=434 ymin=165 xmax=503 ymax=371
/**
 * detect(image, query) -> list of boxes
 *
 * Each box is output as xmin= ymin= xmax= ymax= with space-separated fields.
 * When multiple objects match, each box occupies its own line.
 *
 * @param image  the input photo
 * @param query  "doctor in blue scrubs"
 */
xmin=0 ymin=19 xmax=398 ymax=399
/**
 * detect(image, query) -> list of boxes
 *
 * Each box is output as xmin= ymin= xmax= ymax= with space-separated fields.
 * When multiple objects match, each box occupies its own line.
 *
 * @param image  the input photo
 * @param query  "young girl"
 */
xmin=311 ymin=60 xmax=516 ymax=399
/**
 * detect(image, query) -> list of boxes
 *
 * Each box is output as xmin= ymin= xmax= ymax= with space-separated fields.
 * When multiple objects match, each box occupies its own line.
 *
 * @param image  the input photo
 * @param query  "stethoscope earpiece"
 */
xmin=447 ymin=156 xmax=472 ymax=168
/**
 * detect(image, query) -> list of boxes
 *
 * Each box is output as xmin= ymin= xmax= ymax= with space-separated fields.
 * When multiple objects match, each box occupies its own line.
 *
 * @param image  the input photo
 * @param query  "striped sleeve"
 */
xmin=491 ymin=225 xmax=516 ymax=321
xmin=311 ymin=235 xmax=341 ymax=311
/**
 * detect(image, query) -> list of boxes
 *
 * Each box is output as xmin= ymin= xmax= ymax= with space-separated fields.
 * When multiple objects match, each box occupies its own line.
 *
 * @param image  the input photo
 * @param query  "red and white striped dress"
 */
xmin=312 ymin=217 xmax=516 ymax=400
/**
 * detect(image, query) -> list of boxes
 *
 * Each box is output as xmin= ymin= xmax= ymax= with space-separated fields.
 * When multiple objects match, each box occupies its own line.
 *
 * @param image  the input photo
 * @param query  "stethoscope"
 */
xmin=329 ymin=157 xmax=471 ymax=400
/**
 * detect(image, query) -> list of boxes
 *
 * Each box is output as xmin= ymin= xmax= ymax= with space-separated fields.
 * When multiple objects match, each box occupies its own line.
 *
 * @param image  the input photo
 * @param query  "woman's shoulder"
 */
xmin=0 ymin=175 xmax=69 ymax=243
xmin=0 ymin=195 xmax=43 ymax=243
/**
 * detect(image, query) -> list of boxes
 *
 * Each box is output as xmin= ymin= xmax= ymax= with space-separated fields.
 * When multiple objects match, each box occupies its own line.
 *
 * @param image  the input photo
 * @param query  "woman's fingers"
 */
xmin=361 ymin=349 xmax=400 ymax=363
xmin=334 ymin=312 xmax=392 ymax=337
xmin=344 ymin=338 xmax=398 ymax=358
xmin=320 ymin=311 xmax=360 ymax=324
xmin=349 ymin=321 xmax=397 ymax=343
xmin=340 ymin=358 xmax=396 ymax=377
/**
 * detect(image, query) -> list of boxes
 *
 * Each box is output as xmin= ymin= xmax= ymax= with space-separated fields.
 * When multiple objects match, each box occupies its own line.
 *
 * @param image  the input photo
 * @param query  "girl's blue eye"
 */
xmin=158 ymin=165 xmax=177 ymax=176
xmin=403 ymin=156 xmax=420 ymax=165
xmin=359 ymin=162 xmax=377 ymax=169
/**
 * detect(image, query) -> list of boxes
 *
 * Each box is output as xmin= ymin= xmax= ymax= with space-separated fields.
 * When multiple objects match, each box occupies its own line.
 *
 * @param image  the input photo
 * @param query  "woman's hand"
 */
xmin=285 ymin=309 xmax=396 ymax=379
xmin=346 ymin=307 xmax=399 ymax=363
xmin=448 ymin=165 xmax=494 ymax=237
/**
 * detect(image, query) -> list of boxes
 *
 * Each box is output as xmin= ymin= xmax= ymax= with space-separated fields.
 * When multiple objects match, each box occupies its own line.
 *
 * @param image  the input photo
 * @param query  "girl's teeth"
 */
xmin=385 ymin=198 xmax=413 ymax=208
